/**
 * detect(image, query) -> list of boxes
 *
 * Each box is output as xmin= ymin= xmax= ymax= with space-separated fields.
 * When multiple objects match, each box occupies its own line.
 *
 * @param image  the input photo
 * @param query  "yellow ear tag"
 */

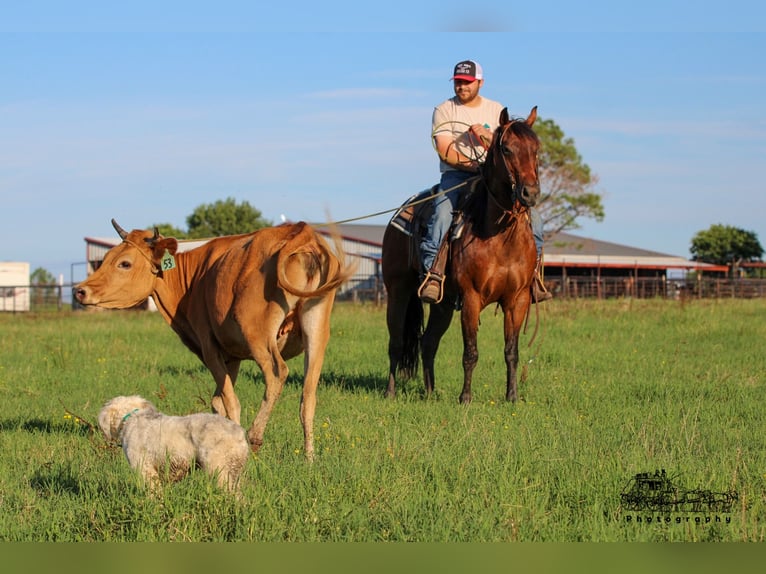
xmin=160 ymin=249 xmax=176 ymax=271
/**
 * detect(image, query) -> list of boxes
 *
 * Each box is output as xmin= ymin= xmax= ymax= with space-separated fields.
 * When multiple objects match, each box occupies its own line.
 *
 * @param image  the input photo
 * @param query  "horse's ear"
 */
xmin=499 ymin=107 xmax=510 ymax=125
xmin=526 ymin=106 xmax=538 ymax=127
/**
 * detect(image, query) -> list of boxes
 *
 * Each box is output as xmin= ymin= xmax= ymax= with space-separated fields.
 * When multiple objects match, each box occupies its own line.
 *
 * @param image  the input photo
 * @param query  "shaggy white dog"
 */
xmin=98 ymin=395 xmax=249 ymax=493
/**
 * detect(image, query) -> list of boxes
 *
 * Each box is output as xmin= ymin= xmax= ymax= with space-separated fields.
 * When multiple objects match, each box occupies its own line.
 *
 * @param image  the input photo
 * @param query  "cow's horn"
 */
xmin=111 ymin=219 xmax=128 ymax=239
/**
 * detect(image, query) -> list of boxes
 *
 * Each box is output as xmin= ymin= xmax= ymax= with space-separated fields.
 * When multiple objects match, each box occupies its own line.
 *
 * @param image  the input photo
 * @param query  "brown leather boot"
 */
xmin=418 ymin=271 xmax=445 ymax=304
xmin=418 ymin=235 xmax=450 ymax=304
xmin=531 ymin=256 xmax=552 ymax=304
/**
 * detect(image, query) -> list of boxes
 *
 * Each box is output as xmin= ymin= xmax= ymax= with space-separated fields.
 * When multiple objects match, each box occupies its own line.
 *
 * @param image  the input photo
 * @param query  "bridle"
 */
xmin=482 ymin=120 xmax=538 ymax=216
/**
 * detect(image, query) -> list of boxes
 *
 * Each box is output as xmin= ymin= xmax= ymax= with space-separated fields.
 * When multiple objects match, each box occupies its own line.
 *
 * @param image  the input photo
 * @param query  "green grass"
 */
xmin=0 ymin=299 xmax=764 ymax=541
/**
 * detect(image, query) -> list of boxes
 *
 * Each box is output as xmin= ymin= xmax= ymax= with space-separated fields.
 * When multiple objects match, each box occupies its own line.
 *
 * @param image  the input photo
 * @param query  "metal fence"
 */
xmin=339 ymin=274 xmax=766 ymax=304
xmin=3 ymin=276 xmax=765 ymax=313
xmin=0 ymin=285 xmax=65 ymax=313
xmin=544 ymin=276 xmax=766 ymax=300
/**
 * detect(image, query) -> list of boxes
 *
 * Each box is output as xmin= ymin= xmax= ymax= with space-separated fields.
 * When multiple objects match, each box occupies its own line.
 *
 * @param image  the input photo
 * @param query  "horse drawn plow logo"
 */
xmin=620 ymin=469 xmax=738 ymax=513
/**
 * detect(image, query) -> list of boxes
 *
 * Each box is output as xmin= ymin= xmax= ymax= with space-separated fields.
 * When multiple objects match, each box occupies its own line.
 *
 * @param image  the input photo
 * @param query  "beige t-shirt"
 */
xmin=432 ymin=95 xmax=505 ymax=173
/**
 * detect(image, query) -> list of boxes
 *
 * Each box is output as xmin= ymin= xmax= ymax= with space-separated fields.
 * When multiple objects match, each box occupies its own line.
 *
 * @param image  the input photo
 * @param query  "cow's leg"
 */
xmin=247 ymin=342 xmax=288 ymax=453
xmin=296 ymin=295 xmax=335 ymax=462
xmin=208 ymin=359 xmax=242 ymax=424
xmin=243 ymin=305 xmax=290 ymax=453
xmin=458 ymin=294 xmax=481 ymax=404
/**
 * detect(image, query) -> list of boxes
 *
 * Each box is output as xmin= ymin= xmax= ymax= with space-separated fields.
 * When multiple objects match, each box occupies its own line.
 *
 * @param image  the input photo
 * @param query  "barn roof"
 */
xmin=317 ymin=225 xmax=726 ymax=272
xmin=542 ymin=232 xmax=728 ymax=271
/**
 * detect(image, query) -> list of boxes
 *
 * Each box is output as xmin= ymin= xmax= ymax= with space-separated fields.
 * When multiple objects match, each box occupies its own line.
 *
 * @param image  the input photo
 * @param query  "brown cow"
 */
xmin=75 ymin=219 xmax=354 ymax=460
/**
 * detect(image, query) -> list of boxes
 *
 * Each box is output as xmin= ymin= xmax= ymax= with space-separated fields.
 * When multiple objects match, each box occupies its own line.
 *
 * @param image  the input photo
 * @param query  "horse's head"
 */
xmin=483 ymin=106 xmax=541 ymax=209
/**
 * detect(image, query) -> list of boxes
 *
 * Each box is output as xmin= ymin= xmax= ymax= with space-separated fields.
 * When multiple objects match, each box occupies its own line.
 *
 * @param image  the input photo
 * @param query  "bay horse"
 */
xmin=382 ymin=106 xmax=540 ymax=404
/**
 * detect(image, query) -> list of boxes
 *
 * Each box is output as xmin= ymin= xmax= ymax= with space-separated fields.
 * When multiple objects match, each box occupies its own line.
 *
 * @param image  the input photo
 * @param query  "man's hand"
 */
xmin=469 ymin=124 xmax=493 ymax=150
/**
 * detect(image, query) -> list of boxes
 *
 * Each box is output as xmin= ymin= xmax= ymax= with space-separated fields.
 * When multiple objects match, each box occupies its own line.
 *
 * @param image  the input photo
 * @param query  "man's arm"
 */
xmin=433 ymin=133 xmax=479 ymax=172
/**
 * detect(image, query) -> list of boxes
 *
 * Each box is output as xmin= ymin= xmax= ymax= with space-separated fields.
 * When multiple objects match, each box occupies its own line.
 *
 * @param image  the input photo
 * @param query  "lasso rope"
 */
xmin=313 ymin=180 xmax=469 ymax=228
xmin=316 ymin=121 xmax=483 ymax=227
xmin=179 ymin=121 xmax=488 ymax=239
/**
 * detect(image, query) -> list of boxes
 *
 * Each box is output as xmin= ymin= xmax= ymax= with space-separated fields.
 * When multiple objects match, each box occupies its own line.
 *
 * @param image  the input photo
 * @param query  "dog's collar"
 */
xmin=122 ymin=408 xmax=140 ymax=423
xmin=116 ymin=408 xmax=141 ymax=438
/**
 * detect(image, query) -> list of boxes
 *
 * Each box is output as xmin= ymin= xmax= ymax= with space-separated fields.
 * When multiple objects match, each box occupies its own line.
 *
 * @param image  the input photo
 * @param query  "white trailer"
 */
xmin=0 ymin=262 xmax=30 ymax=312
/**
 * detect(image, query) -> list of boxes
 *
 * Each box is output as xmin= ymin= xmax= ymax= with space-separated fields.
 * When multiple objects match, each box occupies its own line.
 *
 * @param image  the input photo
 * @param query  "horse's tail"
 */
xmin=398 ymin=291 xmax=424 ymax=379
xmin=276 ymin=221 xmax=357 ymax=299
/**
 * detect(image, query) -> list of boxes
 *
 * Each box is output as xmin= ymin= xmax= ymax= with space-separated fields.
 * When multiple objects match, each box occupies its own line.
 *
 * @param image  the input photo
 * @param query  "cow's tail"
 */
xmin=276 ymin=221 xmax=357 ymax=298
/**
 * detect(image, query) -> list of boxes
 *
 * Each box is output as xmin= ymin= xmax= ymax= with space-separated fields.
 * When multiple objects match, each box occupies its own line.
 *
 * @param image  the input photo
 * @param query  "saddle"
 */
xmin=388 ymin=183 xmax=472 ymax=274
xmin=389 ymin=185 xmax=439 ymax=239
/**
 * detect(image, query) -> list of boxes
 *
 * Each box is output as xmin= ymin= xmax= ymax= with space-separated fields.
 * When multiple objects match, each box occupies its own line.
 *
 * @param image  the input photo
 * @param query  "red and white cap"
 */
xmin=451 ymin=60 xmax=483 ymax=81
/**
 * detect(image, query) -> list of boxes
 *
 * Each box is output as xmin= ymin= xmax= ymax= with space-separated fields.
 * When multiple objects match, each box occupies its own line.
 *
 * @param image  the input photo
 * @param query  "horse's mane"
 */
xmin=460 ymin=176 xmax=486 ymax=226
xmin=503 ymin=116 xmax=540 ymax=150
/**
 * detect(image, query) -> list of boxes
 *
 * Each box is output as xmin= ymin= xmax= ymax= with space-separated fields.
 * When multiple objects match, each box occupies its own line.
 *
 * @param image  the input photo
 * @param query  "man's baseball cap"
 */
xmin=451 ymin=60 xmax=483 ymax=82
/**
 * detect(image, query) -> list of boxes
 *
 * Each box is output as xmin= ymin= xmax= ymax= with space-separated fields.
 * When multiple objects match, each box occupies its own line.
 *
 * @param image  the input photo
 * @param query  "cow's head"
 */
xmin=74 ymin=219 xmax=179 ymax=309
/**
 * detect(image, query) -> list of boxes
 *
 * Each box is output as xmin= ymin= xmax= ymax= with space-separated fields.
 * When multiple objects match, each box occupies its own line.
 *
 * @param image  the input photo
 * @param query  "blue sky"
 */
xmin=2 ymin=2 xmax=765 ymax=284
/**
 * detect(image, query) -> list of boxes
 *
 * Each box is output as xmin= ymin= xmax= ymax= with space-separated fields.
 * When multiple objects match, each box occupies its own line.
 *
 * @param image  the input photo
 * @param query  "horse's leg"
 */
xmin=385 ymin=281 xmax=422 ymax=397
xmin=383 ymin=227 xmax=423 ymax=399
xmin=421 ymin=301 xmax=454 ymax=397
xmin=385 ymin=285 xmax=406 ymax=398
xmin=458 ymin=294 xmax=481 ymax=404
xmin=503 ymin=298 xmax=529 ymax=402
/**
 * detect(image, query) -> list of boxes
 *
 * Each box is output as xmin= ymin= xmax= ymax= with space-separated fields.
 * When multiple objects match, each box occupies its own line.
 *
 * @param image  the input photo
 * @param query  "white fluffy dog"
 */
xmin=98 ymin=395 xmax=249 ymax=493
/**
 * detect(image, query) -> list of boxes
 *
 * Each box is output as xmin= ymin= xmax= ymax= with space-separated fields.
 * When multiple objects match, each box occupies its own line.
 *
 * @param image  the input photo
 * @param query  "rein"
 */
xmin=487 ymin=190 xmax=529 ymax=227
xmin=481 ymin=120 xmax=530 ymax=223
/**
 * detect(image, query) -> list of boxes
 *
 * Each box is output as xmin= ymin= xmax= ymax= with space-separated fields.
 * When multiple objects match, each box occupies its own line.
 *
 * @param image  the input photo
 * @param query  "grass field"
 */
xmin=0 ymin=298 xmax=764 ymax=541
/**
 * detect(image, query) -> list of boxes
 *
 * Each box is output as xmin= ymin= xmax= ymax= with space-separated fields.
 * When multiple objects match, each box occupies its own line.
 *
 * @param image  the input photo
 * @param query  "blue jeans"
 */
xmin=420 ymin=170 xmax=544 ymax=272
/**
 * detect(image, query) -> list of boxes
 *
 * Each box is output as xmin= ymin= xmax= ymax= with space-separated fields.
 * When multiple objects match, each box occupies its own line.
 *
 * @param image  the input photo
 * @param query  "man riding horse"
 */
xmin=418 ymin=59 xmax=552 ymax=305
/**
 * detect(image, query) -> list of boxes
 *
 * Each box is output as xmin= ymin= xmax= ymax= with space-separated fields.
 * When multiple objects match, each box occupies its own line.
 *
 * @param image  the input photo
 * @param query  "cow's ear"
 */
xmin=151 ymin=237 xmax=178 ymax=259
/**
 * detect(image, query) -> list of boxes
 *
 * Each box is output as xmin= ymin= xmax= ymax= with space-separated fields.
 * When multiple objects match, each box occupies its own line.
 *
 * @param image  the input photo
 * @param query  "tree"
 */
xmin=535 ymin=117 xmax=605 ymax=238
xmin=185 ymin=197 xmax=272 ymax=238
xmin=690 ymin=224 xmax=764 ymax=276
xmin=30 ymin=267 xmax=55 ymax=286
xmin=30 ymin=267 xmax=58 ymax=307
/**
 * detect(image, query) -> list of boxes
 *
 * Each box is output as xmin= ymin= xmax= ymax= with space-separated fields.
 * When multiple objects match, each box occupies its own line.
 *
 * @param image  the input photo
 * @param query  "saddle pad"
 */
xmin=389 ymin=185 xmax=440 ymax=237
xmin=388 ymin=184 xmax=471 ymax=242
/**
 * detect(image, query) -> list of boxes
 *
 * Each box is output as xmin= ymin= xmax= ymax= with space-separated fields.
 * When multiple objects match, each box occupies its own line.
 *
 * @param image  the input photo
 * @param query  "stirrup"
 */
xmin=530 ymin=261 xmax=552 ymax=304
xmin=531 ymin=278 xmax=553 ymax=304
xmin=418 ymin=271 xmax=445 ymax=304
xmin=530 ymin=252 xmax=552 ymax=304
